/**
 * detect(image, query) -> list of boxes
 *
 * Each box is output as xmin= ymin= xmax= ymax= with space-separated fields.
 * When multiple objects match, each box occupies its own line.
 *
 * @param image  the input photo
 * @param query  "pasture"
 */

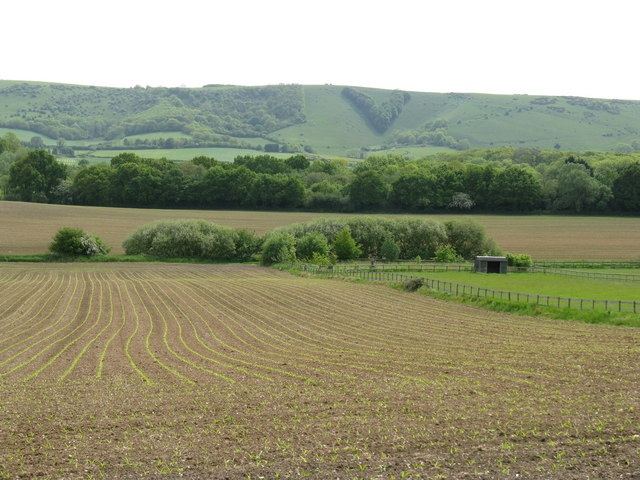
xmin=2 ymin=201 xmax=640 ymax=259
xmin=400 ymin=270 xmax=640 ymax=302
xmin=0 ymin=263 xmax=638 ymax=478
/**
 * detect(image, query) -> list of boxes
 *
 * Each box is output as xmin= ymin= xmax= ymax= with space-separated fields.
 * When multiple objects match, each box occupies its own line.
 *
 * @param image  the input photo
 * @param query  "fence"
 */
xmin=532 ymin=266 xmax=640 ymax=282
xmin=299 ymin=265 xmax=640 ymax=314
xmin=313 ymin=263 xmax=474 ymax=273
xmin=533 ymin=260 xmax=640 ymax=269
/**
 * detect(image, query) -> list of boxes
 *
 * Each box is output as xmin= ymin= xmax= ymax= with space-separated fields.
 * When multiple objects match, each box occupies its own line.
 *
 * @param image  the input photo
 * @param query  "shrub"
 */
xmin=296 ymin=232 xmax=330 ymax=261
xmin=122 ymin=219 xmax=260 ymax=261
xmin=380 ymin=237 xmax=400 ymax=262
xmin=49 ymin=227 xmax=110 ymax=256
xmin=434 ymin=245 xmax=460 ymax=263
xmin=333 ymin=228 xmax=362 ymax=261
xmin=309 ymin=251 xmax=336 ymax=265
xmin=235 ymin=229 xmax=261 ymax=262
xmin=261 ymin=233 xmax=296 ymax=265
xmin=506 ymin=253 xmax=533 ymax=267
xmin=403 ymin=278 xmax=424 ymax=292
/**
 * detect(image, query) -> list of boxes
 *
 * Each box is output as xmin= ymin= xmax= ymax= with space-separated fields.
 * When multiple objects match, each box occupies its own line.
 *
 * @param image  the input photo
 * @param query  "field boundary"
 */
xmin=298 ymin=264 xmax=640 ymax=314
xmin=532 ymin=266 xmax=640 ymax=281
xmin=533 ymin=260 xmax=640 ymax=269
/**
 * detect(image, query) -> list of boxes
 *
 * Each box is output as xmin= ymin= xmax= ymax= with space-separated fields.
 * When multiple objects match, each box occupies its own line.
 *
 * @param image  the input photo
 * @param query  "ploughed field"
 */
xmin=3 ymin=201 xmax=640 ymax=259
xmin=0 ymin=263 xmax=639 ymax=479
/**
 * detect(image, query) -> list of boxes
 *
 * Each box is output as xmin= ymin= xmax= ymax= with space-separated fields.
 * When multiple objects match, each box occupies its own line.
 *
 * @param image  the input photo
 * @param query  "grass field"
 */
xmin=2 ymin=201 xmax=640 ymax=259
xmin=85 ymin=147 xmax=292 ymax=163
xmin=0 ymin=263 xmax=638 ymax=478
xmin=400 ymin=270 xmax=640 ymax=302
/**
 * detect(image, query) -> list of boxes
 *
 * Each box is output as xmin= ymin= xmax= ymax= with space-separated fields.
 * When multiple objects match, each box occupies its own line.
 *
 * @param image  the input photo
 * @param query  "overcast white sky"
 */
xmin=2 ymin=0 xmax=638 ymax=100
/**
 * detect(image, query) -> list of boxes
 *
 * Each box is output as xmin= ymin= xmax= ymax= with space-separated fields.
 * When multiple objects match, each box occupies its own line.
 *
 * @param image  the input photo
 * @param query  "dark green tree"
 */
xmin=612 ymin=162 xmax=640 ymax=212
xmin=489 ymin=166 xmax=542 ymax=211
xmin=8 ymin=149 xmax=67 ymax=202
xmin=72 ymin=165 xmax=114 ymax=205
xmin=348 ymin=171 xmax=389 ymax=210
xmin=389 ymin=171 xmax=434 ymax=210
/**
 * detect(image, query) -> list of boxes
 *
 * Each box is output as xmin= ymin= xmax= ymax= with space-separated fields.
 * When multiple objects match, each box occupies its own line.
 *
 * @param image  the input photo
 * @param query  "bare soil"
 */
xmin=0 ymin=263 xmax=639 ymax=478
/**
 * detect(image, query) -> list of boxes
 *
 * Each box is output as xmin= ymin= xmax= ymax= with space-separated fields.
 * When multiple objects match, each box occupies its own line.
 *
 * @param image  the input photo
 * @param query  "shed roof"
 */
xmin=476 ymin=256 xmax=507 ymax=261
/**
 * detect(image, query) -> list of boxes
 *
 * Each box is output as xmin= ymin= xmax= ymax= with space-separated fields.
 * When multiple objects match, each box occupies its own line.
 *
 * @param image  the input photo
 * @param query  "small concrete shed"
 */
xmin=474 ymin=255 xmax=508 ymax=274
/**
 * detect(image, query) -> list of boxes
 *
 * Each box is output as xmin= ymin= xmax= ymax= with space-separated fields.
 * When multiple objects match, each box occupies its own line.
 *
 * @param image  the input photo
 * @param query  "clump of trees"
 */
xmin=122 ymin=220 xmax=260 ymax=261
xmin=4 ymin=142 xmax=640 ymax=216
xmin=342 ymin=87 xmax=410 ymax=133
xmin=262 ymin=217 xmax=501 ymax=265
xmin=49 ymin=227 xmax=110 ymax=256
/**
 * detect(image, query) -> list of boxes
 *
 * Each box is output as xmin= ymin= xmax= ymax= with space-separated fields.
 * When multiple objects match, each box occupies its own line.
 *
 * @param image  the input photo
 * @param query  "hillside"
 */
xmin=2 ymin=80 xmax=640 ymax=157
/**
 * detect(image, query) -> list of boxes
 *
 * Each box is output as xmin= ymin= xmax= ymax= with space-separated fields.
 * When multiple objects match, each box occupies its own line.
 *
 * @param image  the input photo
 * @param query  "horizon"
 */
xmin=1 ymin=78 xmax=637 ymax=103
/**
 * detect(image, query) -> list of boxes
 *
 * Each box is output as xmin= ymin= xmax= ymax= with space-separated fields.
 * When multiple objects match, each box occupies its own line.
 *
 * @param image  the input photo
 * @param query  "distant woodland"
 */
xmin=2 ymin=131 xmax=640 ymax=214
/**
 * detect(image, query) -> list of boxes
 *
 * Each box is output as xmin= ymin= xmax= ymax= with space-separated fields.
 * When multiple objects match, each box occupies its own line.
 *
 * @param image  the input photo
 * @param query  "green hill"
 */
xmin=2 ymin=80 xmax=640 ymax=158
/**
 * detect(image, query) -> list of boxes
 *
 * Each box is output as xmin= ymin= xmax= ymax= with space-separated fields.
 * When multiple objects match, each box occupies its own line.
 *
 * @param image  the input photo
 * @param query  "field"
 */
xmin=83 ymin=147 xmax=293 ymax=163
xmin=0 ymin=262 xmax=638 ymax=479
xmin=399 ymin=270 xmax=640 ymax=302
xmin=2 ymin=201 xmax=640 ymax=259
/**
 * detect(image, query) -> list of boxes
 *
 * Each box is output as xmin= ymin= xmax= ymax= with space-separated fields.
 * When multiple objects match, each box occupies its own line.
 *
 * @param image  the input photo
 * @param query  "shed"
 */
xmin=474 ymin=255 xmax=508 ymax=274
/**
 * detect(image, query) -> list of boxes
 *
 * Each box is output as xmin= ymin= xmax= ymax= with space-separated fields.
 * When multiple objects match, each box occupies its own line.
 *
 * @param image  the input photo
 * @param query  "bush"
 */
xmin=380 ymin=237 xmax=400 ymax=262
xmin=403 ymin=278 xmax=424 ymax=292
xmin=296 ymin=232 xmax=329 ymax=261
xmin=506 ymin=253 xmax=533 ymax=267
xmin=261 ymin=233 xmax=296 ymax=265
xmin=434 ymin=245 xmax=460 ymax=263
xmin=333 ymin=228 xmax=362 ymax=261
xmin=122 ymin=219 xmax=260 ymax=261
xmin=49 ymin=227 xmax=110 ymax=256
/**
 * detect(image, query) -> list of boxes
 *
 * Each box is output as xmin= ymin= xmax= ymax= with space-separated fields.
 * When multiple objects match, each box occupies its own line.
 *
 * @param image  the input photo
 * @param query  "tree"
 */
xmin=489 ymin=166 xmax=542 ymax=211
xmin=444 ymin=220 xmax=498 ymax=259
xmin=8 ymin=149 xmax=67 ymax=202
xmin=296 ymin=232 xmax=330 ymax=261
xmin=549 ymin=163 xmax=611 ymax=212
xmin=72 ymin=165 xmax=114 ymax=205
xmin=612 ymin=162 xmax=640 ymax=212
xmin=261 ymin=233 xmax=296 ymax=265
xmin=285 ymin=154 xmax=310 ymax=170
xmin=389 ymin=171 xmax=433 ymax=210
xmin=380 ymin=237 xmax=400 ymax=262
xmin=348 ymin=171 xmax=389 ymax=210
xmin=332 ymin=228 xmax=362 ymax=261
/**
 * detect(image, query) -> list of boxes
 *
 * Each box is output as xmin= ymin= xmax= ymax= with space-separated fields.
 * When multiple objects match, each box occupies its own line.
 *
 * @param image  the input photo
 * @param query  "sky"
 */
xmin=2 ymin=0 xmax=639 ymax=100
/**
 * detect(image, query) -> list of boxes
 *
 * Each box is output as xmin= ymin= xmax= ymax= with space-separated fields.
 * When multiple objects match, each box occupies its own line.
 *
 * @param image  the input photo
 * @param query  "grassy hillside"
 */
xmin=2 ymin=80 xmax=640 ymax=158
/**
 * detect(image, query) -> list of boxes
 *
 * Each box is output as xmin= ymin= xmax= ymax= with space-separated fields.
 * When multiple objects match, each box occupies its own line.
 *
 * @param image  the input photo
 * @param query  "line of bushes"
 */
xmin=44 ymin=217 xmax=502 ymax=265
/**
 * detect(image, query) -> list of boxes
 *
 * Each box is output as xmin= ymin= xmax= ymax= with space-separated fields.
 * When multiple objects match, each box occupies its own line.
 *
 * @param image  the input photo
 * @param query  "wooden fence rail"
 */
xmin=298 ymin=265 xmax=639 ymax=314
xmin=532 ymin=266 xmax=640 ymax=282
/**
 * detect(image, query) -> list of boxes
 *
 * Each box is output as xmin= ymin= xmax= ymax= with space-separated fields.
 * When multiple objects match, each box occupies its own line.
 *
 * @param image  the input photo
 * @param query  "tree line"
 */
xmin=3 ymin=140 xmax=640 ymax=214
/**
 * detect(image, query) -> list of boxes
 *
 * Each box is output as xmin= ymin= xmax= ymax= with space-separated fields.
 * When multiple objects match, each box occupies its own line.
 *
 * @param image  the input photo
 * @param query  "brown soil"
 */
xmin=0 ymin=263 xmax=639 ymax=479
xmin=2 ymin=201 xmax=640 ymax=259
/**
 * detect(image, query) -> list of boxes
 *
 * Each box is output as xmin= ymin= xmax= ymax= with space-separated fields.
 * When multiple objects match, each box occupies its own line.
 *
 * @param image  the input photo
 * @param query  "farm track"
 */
xmin=0 ymin=263 xmax=639 ymax=479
